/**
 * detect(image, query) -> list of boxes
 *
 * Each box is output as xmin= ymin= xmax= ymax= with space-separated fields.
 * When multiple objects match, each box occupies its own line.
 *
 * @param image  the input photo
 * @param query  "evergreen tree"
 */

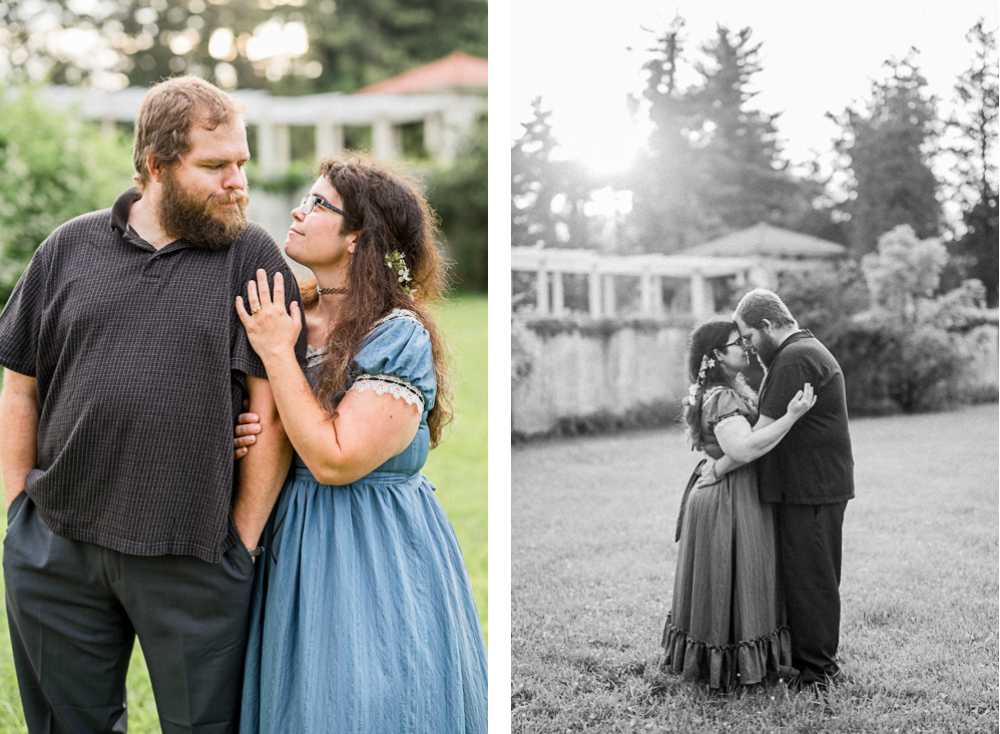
xmin=689 ymin=26 xmax=801 ymax=232
xmin=830 ymin=52 xmax=942 ymax=256
xmin=511 ymin=98 xmax=563 ymax=248
xmin=947 ymin=20 xmax=999 ymax=305
xmin=628 ymin=17 xmax=707 ymax=253
xmin=630 ymin=21 xmax=821 ymax=253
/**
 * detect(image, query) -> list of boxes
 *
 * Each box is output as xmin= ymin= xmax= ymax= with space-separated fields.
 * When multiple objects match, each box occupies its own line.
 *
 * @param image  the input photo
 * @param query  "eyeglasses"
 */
xmin=724 ymin=337 xmax=751 ymax=350
xmin=300 ymin=195 xmax=348 ymax=218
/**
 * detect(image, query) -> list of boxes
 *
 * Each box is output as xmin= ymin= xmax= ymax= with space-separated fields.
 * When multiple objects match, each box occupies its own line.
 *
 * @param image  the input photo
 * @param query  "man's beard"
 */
xmin=157 ymin=170 xmax=249 ymax=251
xmin=754 ymin=332 xmax=781 ymax=368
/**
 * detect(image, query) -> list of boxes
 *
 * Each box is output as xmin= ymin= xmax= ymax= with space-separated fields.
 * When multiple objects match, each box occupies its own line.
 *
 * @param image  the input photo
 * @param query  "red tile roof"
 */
xmin=357 ymin=51 xmax=488 ymax=95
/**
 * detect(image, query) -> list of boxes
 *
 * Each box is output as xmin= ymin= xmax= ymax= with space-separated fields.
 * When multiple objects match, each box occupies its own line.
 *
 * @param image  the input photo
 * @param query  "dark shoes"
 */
xmin=785 ymin=667 xmax=844 ymax=716
xmin=786 ymin=666 xmax=845 ymax=693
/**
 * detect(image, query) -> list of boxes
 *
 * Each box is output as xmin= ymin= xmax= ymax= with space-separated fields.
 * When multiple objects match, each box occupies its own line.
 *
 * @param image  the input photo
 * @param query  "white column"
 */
xmin=424 ymin=113 xmax=443 ymax=158
xmin=256 ymin=121 xmax=290 ymax=176
xmin=274 ymin=124 xmax=290 ymax=170
xmin=640 ymin=274 xmax=654 ymax=316
xmin=372 ymin=118 xmax=398 ymax=160
xmin=551 ymin=271 xmax=565 ymax=316
xmin=690 ymin=271 xmax=710 ymax=319
xmin=535 ymin=269 xmax=549 ymax=314
xmin=588 ymin=269 xmax=602 ymax=318
xmin=603 ymin=274 xmax=616 ymax=317
xmin=315 ymin=120 xmax=345 ymax=161
xmin=651 ymin=275 xmax=663 ymax=316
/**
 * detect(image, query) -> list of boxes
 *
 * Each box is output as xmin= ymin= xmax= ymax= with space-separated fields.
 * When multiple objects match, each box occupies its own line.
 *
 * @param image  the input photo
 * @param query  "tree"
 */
xmin=629 ymin=21 xmax=828 ymax=253
xmin=0 ymin=88 xmax=135 ymax=306
xmin=628 ymin=17 xmax=707 ymax=253
xmin=861 ymin=225 xmax=948 ymax=321
xmin=0 ymin=0 xmax=487 ymax=93
xmin=947 ymin=20 xmax=999 ymax=305
xmin=830 ymin=52 xmax=942 ymax=256
xmin=428 ymin=117 xmax=487 ymax=291
xmin=511 ymin=98 xmax=563 ymax=249
xmin=688 ymin=26 xmax=802 ymax=232
xmin=782 ymin=224 xmax=985 ymax=414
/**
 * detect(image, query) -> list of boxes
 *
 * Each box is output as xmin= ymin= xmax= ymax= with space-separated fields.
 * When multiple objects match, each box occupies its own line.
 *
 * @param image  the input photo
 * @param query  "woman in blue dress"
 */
xmin=232 ymin=152 xmax=487 ymax=732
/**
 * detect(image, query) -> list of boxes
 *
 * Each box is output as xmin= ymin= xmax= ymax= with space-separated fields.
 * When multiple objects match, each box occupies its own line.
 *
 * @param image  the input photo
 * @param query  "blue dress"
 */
xmin=240 ymin=311 xmax=488 ymax=733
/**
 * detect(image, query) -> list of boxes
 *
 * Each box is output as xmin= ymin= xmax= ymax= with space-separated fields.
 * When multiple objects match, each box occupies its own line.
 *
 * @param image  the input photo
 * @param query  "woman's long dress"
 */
xmin=240 ymin=310 xmax=488 ymax=733
xmin=661 ymin=386 xmax=791 ymax=691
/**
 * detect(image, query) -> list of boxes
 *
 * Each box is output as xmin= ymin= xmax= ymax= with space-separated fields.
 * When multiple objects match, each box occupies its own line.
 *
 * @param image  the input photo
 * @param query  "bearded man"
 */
xmin=0 ymin=76 xmax=305 ymax=733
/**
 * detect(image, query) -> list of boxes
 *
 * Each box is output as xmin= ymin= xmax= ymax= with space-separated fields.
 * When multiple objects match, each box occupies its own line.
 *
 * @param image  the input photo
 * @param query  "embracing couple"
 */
xmin=0 ymin=76 xmax=487 ymax=733
xmin=661 ymin=289 xmax=855 ymax=695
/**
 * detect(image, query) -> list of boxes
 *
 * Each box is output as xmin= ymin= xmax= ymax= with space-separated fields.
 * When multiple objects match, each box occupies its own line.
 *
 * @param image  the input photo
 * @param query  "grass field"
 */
xmin=425 ymin=293 xmax=489 ymax=639
xmin=511 ymin=403 xmax=998 ymax=734
xmin=0 ymin=293 xmax=487 ymax=733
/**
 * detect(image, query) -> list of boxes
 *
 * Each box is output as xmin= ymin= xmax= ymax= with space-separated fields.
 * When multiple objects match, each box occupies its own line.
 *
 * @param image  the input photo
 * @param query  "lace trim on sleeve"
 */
xmin=348 ymin=373 xmax=425 ymax=411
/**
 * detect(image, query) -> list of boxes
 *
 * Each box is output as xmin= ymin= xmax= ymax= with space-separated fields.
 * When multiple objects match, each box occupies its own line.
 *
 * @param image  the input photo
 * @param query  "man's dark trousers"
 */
xmin=773 ymin=501 xmax=847 ymax=687
xmin=3 ymin=494 xmax=255 ymax=734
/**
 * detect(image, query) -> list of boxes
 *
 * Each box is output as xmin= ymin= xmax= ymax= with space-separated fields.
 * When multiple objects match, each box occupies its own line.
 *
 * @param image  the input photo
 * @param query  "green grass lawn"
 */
xmin=424 ymin=292 xmax=488 ymax=639
xmin=512 ymin=403 xmax=998 ymax=733
xmin=0 ymin=293 xmax=487 ymax=733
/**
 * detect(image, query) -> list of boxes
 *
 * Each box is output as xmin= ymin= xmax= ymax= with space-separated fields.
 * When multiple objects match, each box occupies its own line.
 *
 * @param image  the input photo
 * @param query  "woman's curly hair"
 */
xmin=301 ymin=152 xmax=453 ymax=447
xmin=681 ymin=318 xmax=755 ymax=451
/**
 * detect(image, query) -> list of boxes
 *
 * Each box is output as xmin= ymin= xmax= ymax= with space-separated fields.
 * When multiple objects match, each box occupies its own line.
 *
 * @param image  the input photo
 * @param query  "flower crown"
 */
xmin=681 ymin=354 xmax=716 ymax=407
xmin=384 ymin=250 xmax=415 ymax=297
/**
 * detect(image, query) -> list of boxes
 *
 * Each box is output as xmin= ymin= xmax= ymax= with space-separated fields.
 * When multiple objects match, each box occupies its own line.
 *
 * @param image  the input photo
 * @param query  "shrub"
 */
xmin=778 ymin=261 xmax=870 ymax=344
xmin=426 ymin=117 xmax=487 ymax=292
xmin=824 ymin=319 xmax=903 ymax=415
xmin=778 ymin=227 xmax=995 ymax=416
xmin=0 ymin=87 xmax=135 ymax=307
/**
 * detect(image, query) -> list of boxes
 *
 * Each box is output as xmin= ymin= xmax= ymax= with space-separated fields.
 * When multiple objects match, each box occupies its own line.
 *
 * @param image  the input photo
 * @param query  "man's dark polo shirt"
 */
xmin=0 ymin=189 xmax=306 ymax=563
xmin=756 ymin=330 xmax=855 ymax=505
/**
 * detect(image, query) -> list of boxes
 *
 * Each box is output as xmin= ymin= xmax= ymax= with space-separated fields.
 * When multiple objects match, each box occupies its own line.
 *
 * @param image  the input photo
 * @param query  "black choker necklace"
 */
xmin=317 ymin=286 xmax=348 ymax=295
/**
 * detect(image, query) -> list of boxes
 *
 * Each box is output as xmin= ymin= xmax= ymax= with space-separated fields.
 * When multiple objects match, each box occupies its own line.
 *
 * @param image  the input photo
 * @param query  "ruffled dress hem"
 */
xmin=660 ymin=613 xmax=792 ymax=691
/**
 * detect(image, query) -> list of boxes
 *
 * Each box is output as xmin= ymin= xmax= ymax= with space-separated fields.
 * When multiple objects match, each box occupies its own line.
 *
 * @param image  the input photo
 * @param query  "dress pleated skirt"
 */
xmin=661 ymin=464 xmax=791 ymax=690
xmin=240 ymin=460 xmax=488 ymax=733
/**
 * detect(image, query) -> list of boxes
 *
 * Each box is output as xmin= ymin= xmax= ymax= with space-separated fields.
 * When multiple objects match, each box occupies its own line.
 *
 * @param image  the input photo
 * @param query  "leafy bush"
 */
xmin=426 ymin=116 xmax=487 ymax=292
xmin=777 ymin=227 xmax=994 ymax=415
xmin=823 ymin=319 xmax=903 ymax=415
xmin=778 ymin=261 xmax=870 ymax=344
xmin=0 ymin=87 xmax=135 ymax=306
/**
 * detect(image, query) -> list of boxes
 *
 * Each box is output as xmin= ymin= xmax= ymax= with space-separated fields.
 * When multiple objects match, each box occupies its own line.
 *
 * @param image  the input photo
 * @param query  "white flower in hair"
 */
xmin=684 ymin=354 xmax=716 ymax=407
xmin=384 ymin=250 xmax=414 ymax=296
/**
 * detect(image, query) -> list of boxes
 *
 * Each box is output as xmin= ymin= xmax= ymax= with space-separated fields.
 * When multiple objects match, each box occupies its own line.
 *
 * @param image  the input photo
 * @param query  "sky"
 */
xmin=511 ymin=0 xmax=999 ymax=177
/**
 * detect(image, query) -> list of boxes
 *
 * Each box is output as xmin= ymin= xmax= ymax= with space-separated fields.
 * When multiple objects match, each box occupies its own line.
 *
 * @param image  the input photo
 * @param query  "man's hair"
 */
xmin=132 ymin=76 xmax=245 ymax=190
xmin=734 ymin=288 xmax=798 ymax=329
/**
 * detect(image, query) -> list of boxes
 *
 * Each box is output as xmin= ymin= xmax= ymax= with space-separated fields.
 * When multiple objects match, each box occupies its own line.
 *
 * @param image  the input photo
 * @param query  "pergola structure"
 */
xmin=37 ymin=85 xmax=484 ymax=172
xmin=512 ymin=247 xmax=759 ymax=320
xmin=679 ymin=222 xmax=847 ymax=286
xmin=35 ymin=52 xmax=487 ymax=172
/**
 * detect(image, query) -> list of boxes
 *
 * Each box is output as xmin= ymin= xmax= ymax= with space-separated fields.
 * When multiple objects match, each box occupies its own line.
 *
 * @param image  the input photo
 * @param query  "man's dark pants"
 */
xmin=3 ymin=494 xmax=255 ymax=734
xmin=773 ymin=501 xmax=847 ymax=687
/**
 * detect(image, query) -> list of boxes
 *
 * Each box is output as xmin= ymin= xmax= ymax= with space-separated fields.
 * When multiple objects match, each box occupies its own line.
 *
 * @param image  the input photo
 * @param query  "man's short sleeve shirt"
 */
xmin=0 ymin=189 xmax=306 ymax=563
xmin=756 ymin=331 xmax=855 ymax=505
